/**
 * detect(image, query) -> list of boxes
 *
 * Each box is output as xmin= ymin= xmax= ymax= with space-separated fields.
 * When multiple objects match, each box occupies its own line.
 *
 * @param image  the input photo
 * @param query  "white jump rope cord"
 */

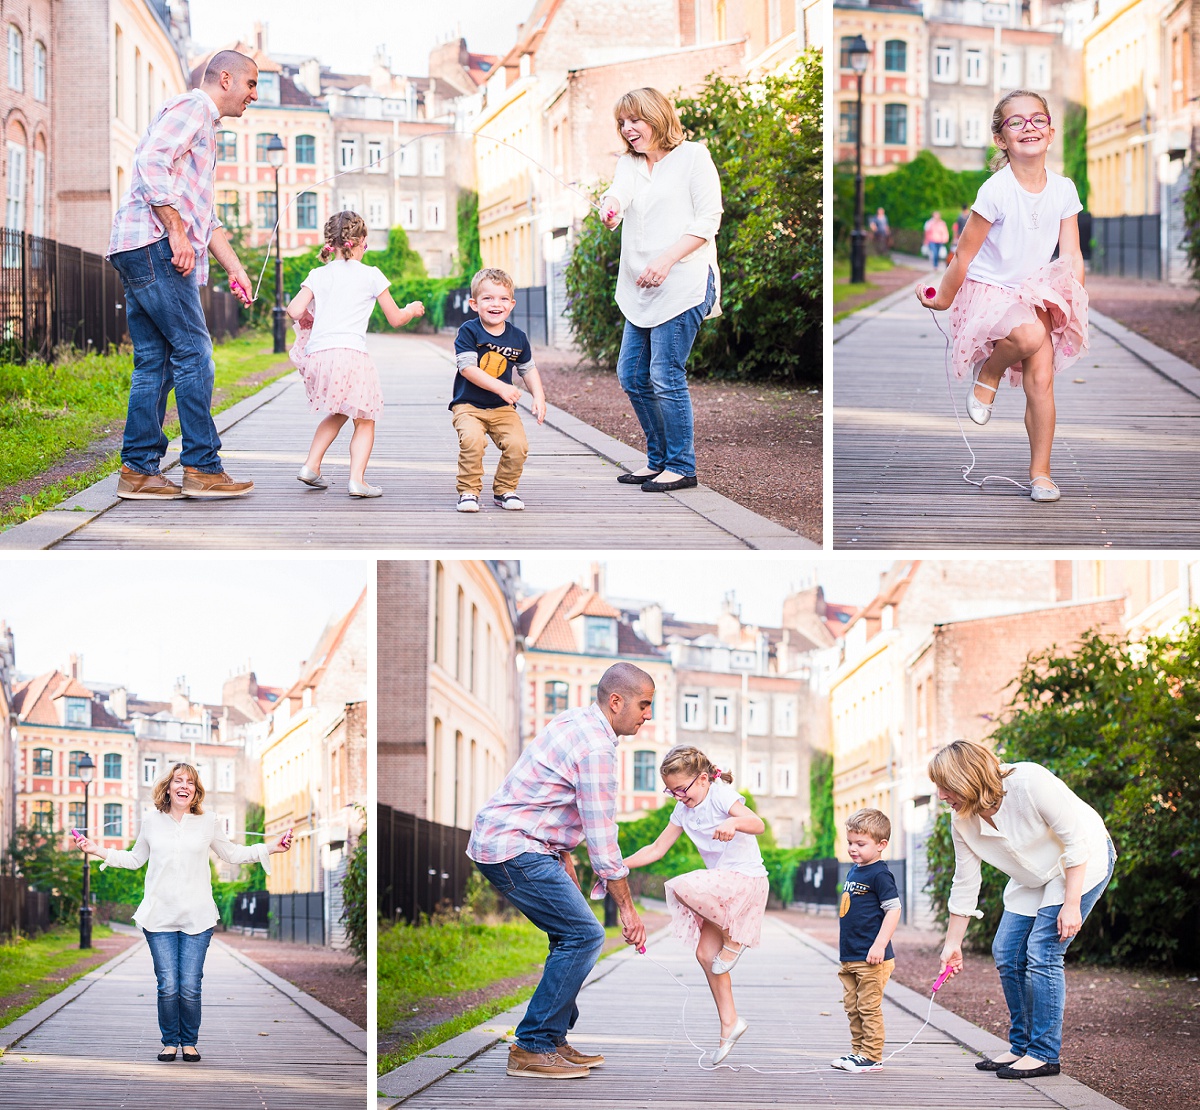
xmin=925 ymin=304 xmax=1030 ymax=492
xmin=637 ymin=948 xmax=943 ymax=1074
xmin=249 ymin=130 xmax=604 ymax=302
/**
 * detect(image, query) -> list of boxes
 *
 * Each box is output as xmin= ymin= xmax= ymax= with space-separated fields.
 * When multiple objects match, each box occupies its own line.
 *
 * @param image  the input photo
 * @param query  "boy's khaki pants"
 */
xmin=451 ymin=404 xmax=528 ymax=497
xmin=838 ymin=958 xmax=894 ymax=1061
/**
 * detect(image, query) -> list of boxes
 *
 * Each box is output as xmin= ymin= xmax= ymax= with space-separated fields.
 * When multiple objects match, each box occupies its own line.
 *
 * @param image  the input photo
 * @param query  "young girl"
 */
xmin=624 ymin=745 xmax=769 ymax=1065
xmin=287 ymin=211 xmax=425 ymax=497
xmin=917 ymin=90 xmax=1087 ymax=504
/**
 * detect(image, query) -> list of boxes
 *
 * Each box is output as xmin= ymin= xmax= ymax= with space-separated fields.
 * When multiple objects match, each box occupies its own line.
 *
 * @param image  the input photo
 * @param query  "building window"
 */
xmin=773 ymin=762 xmax=797 ymax=797
xmin=217 ymin=190 xmax=240 ymax=226
xmin=583 ymin=617 xmax=617 ymax=655
xmin=32 ymin=747 xmax=52 ymax=775
xmin=340 ymin=138 xmax=359 ymax=170
xmin=964 ymin=49 xmax=985 ymax=84
xmin=933 ymin=45 xmax=953 ymax=81
xmin=103 ymin=803 xmax=122 ymax=837
xmin=142 ymin=757 xmax=159 ymax=786
xmin=884 ymin=104 xmax=907 ymax=145
xmin=65 ymin=698 xmax=90 ymax=725
xmin=423 ymin=140 xmax=445 ymax=176
xmin=104 ymin=753 xmax=121 ymax=779
xmin=962 ymin=113 xmax=987 ymax=148
xmin=366 ymin=194 xmax=387 ymax=229
xmin=838 ymin=36 xmax=860 ymax=71
xmin=218 ymin=760 xmax=236 ymax=792
xmin=746 ymin=698 xmax=769 ymax=736
xmin=295 ymin=134 xmax=315 ymax=164
xmin=114 ymin=26 xmax=122 ymax=120
xmin=711 ymin=695 xmax=733 ymax=731
xmin=933 ymin=107 xmax=955 ymax=146
xmin=999 ymin=52 xmax=1021 ymax=87
xmin=5 ymin=141 xmax=25 ymax=242
xmin=633 ymin=750 xmax=656 ymax=791
xmin=367 ymin=139 xmax=386 ymax=172
xmin=297 ymin=191 xmax=318 ymax=229
xmin=257 ymin=72 xmax=280 ymax=106
xmin=839 ymin=103 xmax=858 ymax=145
xmin=588 ymin=684 xmax=599 ymax=703
xmin=399 ymin=144 xmax=419 ymax=176
xmin=33 ymin=40 xmax=45 ymax=101
xmin=32 ymin=150 xmax=44 ymax=238
xmin=32 ymin=800 xmax=53 ymax=832
xmin=257 ymin=191 xmax=277 ymax=229
xmin=68 ymin=801 xmax=86 ymax=831
xmin=424 ymin=197 xmax=445 ymax=231
xmin=68 ymin=750 xmax=88 ymax=777
xmin=681 ymin=692 xmax=702 ymax=729
xmin=884 ymin=39 xmax=906 ymax=73
xmin=774 ymin=696 xmax=797 ymax=736
xmin=1027 ymin=49 xmax=1051 ymax=90
xmin=255 ymin=134 xmax=274 ymax=164
xmin=544 ymin=680 xmax=569 ymax=715
xmin=7 ymin=26 xmax=22 ymax=91
xmin=398 ymin=195 xmax=418 ymax=229
xmin=216 ymin=130 xmax=238 ymax=161
xmin=748 ymin=760 xmax=767 ymax=794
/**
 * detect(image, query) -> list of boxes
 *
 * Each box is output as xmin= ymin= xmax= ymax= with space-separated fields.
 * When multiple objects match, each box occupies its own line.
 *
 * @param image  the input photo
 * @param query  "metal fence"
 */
xmin=232 ymin=889 xmax=270 ymax=931
xmin=378 ymin=804 xmax=471 ymax=925
xmin=793 ymin=857 xmax=840 ymax=906
xmin=441 ymin=284 xmax=549 ymax=346
xmin=0 ymin=874 xmax=51 ymax=936
xmin=0 ymin=228 xmax=242 ymax=363
xmin=269 ymin=892 xmax=325 ymax=945
xmin=837 ymin=858 xmax=909 ymax=924
xmin=1090 ymin=214 xmax=1161 ymax=279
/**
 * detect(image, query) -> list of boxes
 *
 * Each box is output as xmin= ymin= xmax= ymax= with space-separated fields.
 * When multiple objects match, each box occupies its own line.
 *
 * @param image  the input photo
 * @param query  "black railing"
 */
xmin=0 ymin=874 xmax=51 ymax=936
xmin=0 ymin=229 xmax=242 ymax=363
xmin=793 ymin=857 xmax=840 ymax=905
xmin=269 ymin=891 xmax=324 ymax=945
xmin=1090 ymin=214 xmax=1161 ymax=279
xmin=232 ymin=889 xmax=270 ymax=931
xmin=378 ymin=804 xmax=471 ymax=924
xmin=442 ymin=284 xmax=549 ymax=346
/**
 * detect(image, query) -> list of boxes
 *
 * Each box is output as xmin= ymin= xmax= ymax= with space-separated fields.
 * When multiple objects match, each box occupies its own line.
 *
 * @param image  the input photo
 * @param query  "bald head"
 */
xmin=597 ymin=662 xmax=653 ymax=703
xmin=202 ymin=51 xmax=259 ymax=119
xmin=204 ymin=50 xmax=256 ymax=84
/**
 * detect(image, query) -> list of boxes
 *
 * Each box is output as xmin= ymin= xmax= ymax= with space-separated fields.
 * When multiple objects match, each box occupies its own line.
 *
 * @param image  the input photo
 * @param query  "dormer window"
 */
xmin=64 ymin=697 xmax=90 ymax=726
xmin=584 ymin=617 xmax=617 ymax=655
xmin=258 ymin=72 xmax=280 ymax=105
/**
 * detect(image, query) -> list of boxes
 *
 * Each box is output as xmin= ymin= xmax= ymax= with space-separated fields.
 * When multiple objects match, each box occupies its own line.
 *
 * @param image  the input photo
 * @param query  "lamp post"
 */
xmin=78 ymin=753 xmax=95 ymax=950
xmin=848 ymin=35 xmax=871 ymax=285
xmin=267 ymin=134 xmax=287 ymax=354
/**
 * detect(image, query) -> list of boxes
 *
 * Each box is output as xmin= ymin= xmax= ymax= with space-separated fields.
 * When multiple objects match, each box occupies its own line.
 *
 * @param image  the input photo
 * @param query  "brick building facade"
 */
xmin=1 ymin=0 xmax=54 ymax=243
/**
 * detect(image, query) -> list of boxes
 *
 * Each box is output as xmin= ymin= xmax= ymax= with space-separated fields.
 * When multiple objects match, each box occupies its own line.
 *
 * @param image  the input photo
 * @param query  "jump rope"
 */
xmin=630 ymin=941 xmax=955 ymax=1073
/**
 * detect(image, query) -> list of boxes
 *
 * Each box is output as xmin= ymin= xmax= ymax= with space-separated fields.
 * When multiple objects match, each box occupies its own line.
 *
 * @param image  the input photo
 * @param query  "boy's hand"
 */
xmin=498 ymin=383 xmax=522 ymax=405
xmin=531 ymin=396 xmax=546 ymax=424
xmin=712 ymin=818 xmax=739 ymax=842
xmin=866 ymin=943 xmax=887 ymax=965
xmin=405 ymin=301 xmax=425 ymax=317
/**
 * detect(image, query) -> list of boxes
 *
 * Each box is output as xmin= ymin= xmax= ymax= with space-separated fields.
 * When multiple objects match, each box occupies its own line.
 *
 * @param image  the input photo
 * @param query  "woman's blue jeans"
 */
xmin=474 ymin=852 xmax=606 ymax=1054
xmin=143 ymin=927 xmax=214 ymax=1046
xmin=615 ymin=268 xmax=716 ymax=477
xmin=110 ymin=236 xmax=223 ymax=474
xmin=991 ymin=842 xmax=1115 ymax=1064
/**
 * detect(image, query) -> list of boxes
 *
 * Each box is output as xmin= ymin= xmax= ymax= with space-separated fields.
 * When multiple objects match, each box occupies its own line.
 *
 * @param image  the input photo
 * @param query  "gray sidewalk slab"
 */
xmin=0 ymin=936 xmax=366 ymax=1108
xmin=377 ymin=914 xmax=1127 ymax=1110
xmin=833 ymin=275 xmax=1200 ymax=548
xmin=5 ymin=335 xmax=809 ymax=550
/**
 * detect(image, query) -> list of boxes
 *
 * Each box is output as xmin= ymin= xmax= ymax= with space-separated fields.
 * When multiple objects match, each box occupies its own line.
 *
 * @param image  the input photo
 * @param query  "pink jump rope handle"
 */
xmin=925 ymin=287 xmax=937 ymax=299
xmin=637 ymin=945 xmax=646 ymax=954
xmin=932 ymin=965 xmax=954 ymax=992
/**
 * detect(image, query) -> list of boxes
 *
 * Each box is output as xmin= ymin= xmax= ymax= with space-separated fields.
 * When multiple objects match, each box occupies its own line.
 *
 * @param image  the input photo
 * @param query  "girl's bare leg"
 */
xmin=1022 ymin=307 xmax=1057 ymax=483
xmin=348 ymin=418 xmax=376 ymax=485
xmin=696 ymin=918 xmax=739 ymax=1036
xmin=306 ymin=414 xmax=349 ymax=473
xmin=974 ymin=320 xmax=1048 ymax=404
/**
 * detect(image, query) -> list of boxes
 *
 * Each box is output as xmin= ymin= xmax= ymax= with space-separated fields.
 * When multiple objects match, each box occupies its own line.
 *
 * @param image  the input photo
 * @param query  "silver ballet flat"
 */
xmin=347 ymin=479 xmax=383 ymax=498
xmin=711 ymin=1017 xmax=748 ymax=1065
xmin=1029 ymin=476 xmax=1060 ymax=503
xmin=297 ymin=466 xmax=327 ymax=489
xmin=966 ymin=364 xmax=998 ymax=426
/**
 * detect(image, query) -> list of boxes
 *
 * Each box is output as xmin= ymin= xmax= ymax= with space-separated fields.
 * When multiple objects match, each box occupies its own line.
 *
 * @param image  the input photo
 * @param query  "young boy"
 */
xmin=832 ymin=808 xmax=902 ymax=1073
xmin=450 ymin=268 xmax=547 ymax=512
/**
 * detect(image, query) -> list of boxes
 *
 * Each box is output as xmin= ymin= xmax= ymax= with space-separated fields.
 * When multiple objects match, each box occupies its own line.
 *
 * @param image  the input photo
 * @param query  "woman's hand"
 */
xmin=600 ymin=201 xmax=621 ymax=230
xmin=636 ymin=254 xmax=674 ymax=289
xmin=269 ymin=829 xmax=294 ymax=855
xmin=1057 ymin=901 xmax=1083 ymax=942
xmin=940 ymin=942 xmax=964 ymax=974
xmin=72 ymin=830 xmax=101 ymax=857
xmin=916 ymin=283 xmax=953 ymax=312
xmin=712 ymin=818 xmax=739 ymax=842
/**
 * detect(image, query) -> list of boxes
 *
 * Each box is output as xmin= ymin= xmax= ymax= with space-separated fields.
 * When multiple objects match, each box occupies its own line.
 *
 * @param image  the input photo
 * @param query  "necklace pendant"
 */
xmin=1030 ymin=210 xmax=1039 ymax=229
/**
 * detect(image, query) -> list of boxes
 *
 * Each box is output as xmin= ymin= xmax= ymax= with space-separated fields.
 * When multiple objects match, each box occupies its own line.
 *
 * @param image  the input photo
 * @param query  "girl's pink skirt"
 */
xmin=290 ymin=315 xmax=383 ymax=420
xmin=948 ymin=256 xmax=1088 ymax=389
xmin=664 ymin=868 xmax=769 ymax=951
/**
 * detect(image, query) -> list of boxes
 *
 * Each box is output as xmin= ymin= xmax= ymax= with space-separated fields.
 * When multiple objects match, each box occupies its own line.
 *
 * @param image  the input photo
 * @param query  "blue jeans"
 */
xmin=991 ymin=841 xmax=1115 ymax=1064
xmin=110 ymin=237 xmax=222 ymax=474
xmin=615 ymin=268 xmax=716 ymax=476
xmin=929 ymin=242 xmax=944 ymax=268
xmin=143 ymin=927 xmax=214 ymax=1046
xmin=474 ymin=852 xmax=606 ymax=1054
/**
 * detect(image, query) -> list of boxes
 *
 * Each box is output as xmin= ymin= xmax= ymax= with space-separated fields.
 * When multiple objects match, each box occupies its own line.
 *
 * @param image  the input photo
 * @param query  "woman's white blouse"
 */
xmin=601 ymin=140 xmax=723 ymax=329
xmin=947 ymin=762 xmax=1112 ymax=919
xmin=100 ymin=810 xmax=271 ymax=934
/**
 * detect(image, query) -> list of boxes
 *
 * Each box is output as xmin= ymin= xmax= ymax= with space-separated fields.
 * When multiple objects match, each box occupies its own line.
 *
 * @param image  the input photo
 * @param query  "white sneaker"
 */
xmin=494 ymin=493 xmax=525 ymax=511
xmin=457 ymin=493 xmax=480 ymax=513
xmin=831 ymin=1053 xmax=882 ymax=1072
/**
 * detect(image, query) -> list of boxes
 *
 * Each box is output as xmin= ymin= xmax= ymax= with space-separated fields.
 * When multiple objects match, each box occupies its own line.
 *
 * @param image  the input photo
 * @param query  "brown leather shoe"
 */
xmin=181 ymin=468 xmax=254 ymax=498
xmin=556 ymin=1042 xmax=604 ymax=1068
xmin=505 ymin=1044 xmax=589 ymax=1079
xmin=116 ymin=466 xmax=184 ymax=499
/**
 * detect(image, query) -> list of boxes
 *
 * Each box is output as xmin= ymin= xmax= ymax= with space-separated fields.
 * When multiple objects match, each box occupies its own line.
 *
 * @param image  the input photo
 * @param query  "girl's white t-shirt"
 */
xmin=967 ymin=164 xmax=1082 ymax=289
xmin=301 ymin=259 xmax=390 ymax=354
xmin=669 ymin=778 xmax=767 ymax=878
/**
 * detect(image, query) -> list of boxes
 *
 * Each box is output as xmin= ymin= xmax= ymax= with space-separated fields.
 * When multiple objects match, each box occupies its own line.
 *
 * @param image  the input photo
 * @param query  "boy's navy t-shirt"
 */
xmin=838 ymin=860 xmax=901 ymax=962
xmin=450 ymin=318 xmax=534 ymax=410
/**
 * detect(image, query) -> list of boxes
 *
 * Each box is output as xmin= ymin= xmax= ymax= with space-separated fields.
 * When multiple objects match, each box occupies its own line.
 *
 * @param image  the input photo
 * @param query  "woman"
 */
xmin=600 ymin=87 xmax=722 ymax=494
xmin=929 ymin=740 xmax=1114 ymax=1081
xmin=74 ymin=762 xmax=293 ymax=1062
xmin=924 ymin=211 xmax=950 ymax=268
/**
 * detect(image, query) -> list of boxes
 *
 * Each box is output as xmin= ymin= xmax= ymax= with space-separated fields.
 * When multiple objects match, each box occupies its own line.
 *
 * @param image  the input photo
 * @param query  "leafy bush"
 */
xmin=5 ymin=827 xmax=83 ymax=923
xmin=808 ymin=750 xmax=836 ymax=858
xmin=341 ymin=808 xmax=368 ymax=963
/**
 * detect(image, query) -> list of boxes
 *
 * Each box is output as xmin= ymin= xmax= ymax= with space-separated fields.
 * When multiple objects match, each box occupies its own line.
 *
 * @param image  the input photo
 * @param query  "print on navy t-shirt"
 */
xmin=838 ymin=859 xmax=900 ymax=962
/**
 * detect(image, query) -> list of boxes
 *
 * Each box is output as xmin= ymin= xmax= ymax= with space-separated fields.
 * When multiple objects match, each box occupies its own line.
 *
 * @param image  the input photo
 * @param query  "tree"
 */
xmin=6 ymin=826 xmax=83 ymax=923
xmin=340 ymin=807 xmax=368 ymax=963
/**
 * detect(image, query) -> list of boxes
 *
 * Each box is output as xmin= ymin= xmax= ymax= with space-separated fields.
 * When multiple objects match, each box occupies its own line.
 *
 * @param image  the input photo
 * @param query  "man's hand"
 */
xmin=228 ymin=266 xmax=254 ymax=306
xmin=167 ymin=225 xmax=196 ymax=277
xmin=619 ymin=902 xmax=646 ymax=949
xmin=560 ymin=850 xmax=581 ymax=892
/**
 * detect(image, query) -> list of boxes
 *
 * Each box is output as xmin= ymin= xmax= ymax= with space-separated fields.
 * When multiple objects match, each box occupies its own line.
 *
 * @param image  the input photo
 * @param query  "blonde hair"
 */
xmin=152 ymin=762 xmax=206 ymax=815
xmin=319 ymin=211 xmax=368 ymax=262
xmin=613 ymin=88 xmax=684 ymax=158
xmin=846 ymin=807 xmax=891 ymax=843
xmin=470 ymin=267 xmax=515 ymax=299
xmin=989 ymin=90 xmax=1051 ymax=172
xmin=927 ymin=740 xmax=1013 ymax=818
xmin=659 ymin=744 xmax=732 ymax=786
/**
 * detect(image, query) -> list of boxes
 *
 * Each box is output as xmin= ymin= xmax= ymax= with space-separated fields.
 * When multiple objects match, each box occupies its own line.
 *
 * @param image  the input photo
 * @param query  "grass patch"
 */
xmin=0 ymin=924 xmax=117 ymax=1029
xmin=831 ymin=255 xmax=895 ymax=282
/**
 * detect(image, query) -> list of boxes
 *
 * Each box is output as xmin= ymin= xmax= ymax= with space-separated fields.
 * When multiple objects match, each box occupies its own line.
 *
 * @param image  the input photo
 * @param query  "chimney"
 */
xmin=68 ymin=652 xmax=82 ymax=680
xmin=640 ymin=603 xmax=663 ymax=646
xmin=110 ymin=686 xmax=128 ymax=720
xmin=589 ymin=562 xmax=605 ymax=597
xmin=254 ymin=21 xmax=267 ymax=53
xmin=172 ymin=676 xmax=191 ymax=719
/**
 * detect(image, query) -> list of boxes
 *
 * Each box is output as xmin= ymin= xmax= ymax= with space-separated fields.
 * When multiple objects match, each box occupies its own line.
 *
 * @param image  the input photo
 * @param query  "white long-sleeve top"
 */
xmin=100 ymin=810 xmax=271 ymax=934
xmin=947 ymin=762 xmax=1112 ymax=919
xmin=601 ymin=140 xmax=723 ymax=329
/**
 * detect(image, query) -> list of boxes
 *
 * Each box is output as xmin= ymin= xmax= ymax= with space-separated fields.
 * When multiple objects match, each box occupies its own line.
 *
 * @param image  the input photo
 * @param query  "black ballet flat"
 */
xmin=975 ymin=1055 xmax=1016 ymax=1071
xmin=996 ymin=1061 xmax=1060 ymax=1079
xmin=642 ymin=474 xmax=698 ymax=492
xmin=182 ymin=1047 xmax=201 ymax=1063
xmin=157 ymin=1047 xmax=178 ymax=1062
xmin=617 ymin=469 xmax=662 ymax=484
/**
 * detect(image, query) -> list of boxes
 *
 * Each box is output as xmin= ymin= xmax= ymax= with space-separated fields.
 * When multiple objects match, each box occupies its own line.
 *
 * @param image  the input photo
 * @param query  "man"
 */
xmin=108 ymin=50 xmax=259 ymax=500
xmin=869 ymin=206 xmax=891 ymax=254
xmin=468 ymin=662 xmax=651 ymax=1080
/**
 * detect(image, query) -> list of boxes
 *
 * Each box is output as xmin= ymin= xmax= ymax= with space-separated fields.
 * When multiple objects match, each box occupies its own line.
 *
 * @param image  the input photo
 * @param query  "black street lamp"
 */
xmin=267 ymin=134 xmax=287 ymax=354
xmin=848 ymin=35 xmax=872 ymax=285
xmin=78 ymin=752 xmax=95 ymax=949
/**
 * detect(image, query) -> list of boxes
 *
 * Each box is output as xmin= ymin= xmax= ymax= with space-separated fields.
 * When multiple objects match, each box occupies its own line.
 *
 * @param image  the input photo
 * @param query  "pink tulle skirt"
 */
xmin=664 ymin=868 xmax=769 ymax=951
xmin=290 ymin=315 xmax=383 ymax=419
xmin=948 ymin=257 xmax=1088 ymax=388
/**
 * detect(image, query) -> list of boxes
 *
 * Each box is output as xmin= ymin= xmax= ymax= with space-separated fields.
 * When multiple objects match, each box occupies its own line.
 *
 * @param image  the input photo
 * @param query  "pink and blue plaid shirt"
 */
xmin=108 ymin=89 xmax=222 ymax=286
xmin=467 ymin=703 xmax=629 ymax=886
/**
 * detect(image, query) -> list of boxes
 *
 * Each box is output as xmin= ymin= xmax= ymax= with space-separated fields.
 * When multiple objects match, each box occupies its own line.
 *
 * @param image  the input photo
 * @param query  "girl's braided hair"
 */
xmin=319 ymin=210 xmax=368 ymax=262
xmin=659 ymin=744 xmax=733 ymax=785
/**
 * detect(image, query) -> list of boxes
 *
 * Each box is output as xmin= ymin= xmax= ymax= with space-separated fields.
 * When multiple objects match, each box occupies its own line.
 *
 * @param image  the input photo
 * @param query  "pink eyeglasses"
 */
xmin=1001 ymin=112 xmax=1051 ymax=132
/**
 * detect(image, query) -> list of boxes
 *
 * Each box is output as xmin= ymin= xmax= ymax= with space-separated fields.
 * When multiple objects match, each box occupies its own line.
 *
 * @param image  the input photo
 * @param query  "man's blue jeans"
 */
xmin=474 ymin=852 xmax=606 ymax=1054
xmin=615 ymin=268 xmax=716 ymax=477
xmin=143 ymin=927 xmax=214 ymax=1046
xmin=991 ymin=841 xmax=1115 ymax=1064
xmin=110 ymin=236 xmax=223 ymax=474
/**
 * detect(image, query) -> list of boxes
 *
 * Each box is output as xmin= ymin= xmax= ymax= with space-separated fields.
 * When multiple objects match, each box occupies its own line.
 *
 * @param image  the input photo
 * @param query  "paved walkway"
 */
xmin=0 ymin=934 xmax=366 ymax=1108
xmin=833 ymin=277 xmax=1200 ymax=548
xmin=1 ymin=335 xmax=807 ymax=550
xmin=377 ymin=914 xmax=1125 ymax=1110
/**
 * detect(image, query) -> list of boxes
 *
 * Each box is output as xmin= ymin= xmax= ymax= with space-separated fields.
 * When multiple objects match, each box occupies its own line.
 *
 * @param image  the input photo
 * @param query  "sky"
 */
xmin=0 ymin=558 xmax=369 ymax=705
xmin=189 ymin=0 xmax=532 ymax=78
xmin=517 ymin=558 xmax=895 ymax=628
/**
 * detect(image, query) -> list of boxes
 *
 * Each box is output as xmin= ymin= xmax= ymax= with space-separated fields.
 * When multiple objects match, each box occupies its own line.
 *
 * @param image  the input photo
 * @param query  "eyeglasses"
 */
xmin=1001 ymin=113 xmax=1051 ymax=133
xmin=663 ymin=772 xmax=701 ymax=800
